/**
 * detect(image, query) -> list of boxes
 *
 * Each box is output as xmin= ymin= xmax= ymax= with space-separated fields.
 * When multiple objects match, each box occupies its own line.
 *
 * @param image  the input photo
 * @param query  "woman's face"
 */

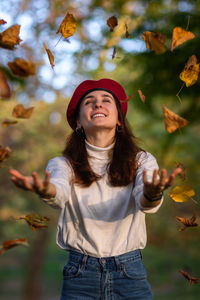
xmin=77 ymin=90 xmax=120 ymax=135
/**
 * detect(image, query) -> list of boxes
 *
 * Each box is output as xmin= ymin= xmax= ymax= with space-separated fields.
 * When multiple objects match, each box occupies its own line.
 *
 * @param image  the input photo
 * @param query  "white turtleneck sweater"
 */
xmin=42 ymin=141 xmax=163 ymax=258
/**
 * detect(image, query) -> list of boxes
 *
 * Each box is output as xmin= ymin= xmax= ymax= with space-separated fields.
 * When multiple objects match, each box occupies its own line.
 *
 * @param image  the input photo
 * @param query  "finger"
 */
xmin=9 ymin=169 xmax=24 ymax=179
xmin=159 ymin=169 xmax=167 ymax=187
xmin=166 ymin=167 xmax=183 ymax=187
xmin=32 ymin=172 xmax=43 ymax=191
xmin=143 ymin=170 xmax=147 ymax=184
xmin=23 ymin=177 xmax=34 ymax=191
xmin=43 ymin=171 xmax=50 ymax=188
xmin=152 ymin=169 xmax=159 ymax=186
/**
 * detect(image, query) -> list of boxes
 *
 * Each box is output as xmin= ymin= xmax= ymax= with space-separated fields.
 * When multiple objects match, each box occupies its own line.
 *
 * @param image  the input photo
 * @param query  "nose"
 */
xmin=94 ymin=100 xmax=102 ymax=108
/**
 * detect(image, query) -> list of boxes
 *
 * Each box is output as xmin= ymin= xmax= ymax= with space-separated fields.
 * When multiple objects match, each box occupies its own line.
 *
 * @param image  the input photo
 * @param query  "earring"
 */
xmin=75 ymin=126 xmax=85 ymax=140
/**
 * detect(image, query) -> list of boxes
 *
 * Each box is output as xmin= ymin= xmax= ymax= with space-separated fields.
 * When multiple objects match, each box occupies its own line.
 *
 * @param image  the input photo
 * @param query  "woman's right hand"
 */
xmin=9 ymin=169 xmax=56 ymax=198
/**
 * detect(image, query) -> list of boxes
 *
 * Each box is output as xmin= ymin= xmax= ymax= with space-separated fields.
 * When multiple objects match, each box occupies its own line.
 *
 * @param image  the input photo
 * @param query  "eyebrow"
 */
xmin=83 ymin=93 xmax=113 ymax=100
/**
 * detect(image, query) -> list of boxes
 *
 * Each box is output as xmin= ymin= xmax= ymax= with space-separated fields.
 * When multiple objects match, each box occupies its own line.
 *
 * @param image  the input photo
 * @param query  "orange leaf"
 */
xmin=0 ymin=24 xmax=22 ymax=50
xmin=179 ymin=55 xmax=199 ymax=87
xmin=171 ymin=27 xmax=195 ymax=51
xmin=0 ymin=69 xmax=11 ymax=99
xmin=107 ymin=16 xmax=118 ymax=32
xmin=0 ymin=19 xmax=7 ymax=25
xmin=16 ymin=213 xmax=50 ymax=232
xmin=175 ymin=162 xmax=186 ymax=181
xmin=8 ymin=58 xmax=36 ymax=78
xmin=179 ymin=270 xmax=200 ymax=285
xmin=0 ymin=238 xmax=29 ymax=255
xmin=43 ymin=43 xmax=55 ymax=68
xmin=163 ymin=104 xmax=188 ymax=133
xmin=121 ymin=96 xmax=133 ymax=103
xmin=0 ymin=145 xmax=11 ymax=166
xmin=2 ymin=119 xmax=18 ymax=127
xmin=176 ymin=215 xmax=198 ymax=231
xmin=12 ymin=104 xmax=34 ymax=119
xmin=138 ymin=90 xmax=145 ymax=103
xmin=142 ymin=31 xmax=166 ymax=54
xmin=56 ymin=12 xmax=76 ymax=39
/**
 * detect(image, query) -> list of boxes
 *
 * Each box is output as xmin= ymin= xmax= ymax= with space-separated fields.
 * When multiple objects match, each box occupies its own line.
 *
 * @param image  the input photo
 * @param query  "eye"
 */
xmin=103 ymin=98 xmax=111 ymax=102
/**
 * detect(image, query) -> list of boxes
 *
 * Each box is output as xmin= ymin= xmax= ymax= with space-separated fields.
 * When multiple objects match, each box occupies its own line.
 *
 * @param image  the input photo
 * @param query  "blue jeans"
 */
xmin=60 ymin=249 xmax=153 ymax=300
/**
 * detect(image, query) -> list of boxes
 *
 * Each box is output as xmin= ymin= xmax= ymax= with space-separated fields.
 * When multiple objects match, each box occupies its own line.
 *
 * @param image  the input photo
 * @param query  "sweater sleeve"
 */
xmin=41 ymin=157 xmax=72 ymax=209
xmin=132 ymin=151 xmax=163 ymax=214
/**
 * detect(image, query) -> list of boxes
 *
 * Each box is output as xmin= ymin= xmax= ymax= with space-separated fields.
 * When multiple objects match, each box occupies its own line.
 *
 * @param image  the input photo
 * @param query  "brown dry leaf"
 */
xmin=12 ymin=104 xmax=34 ymax=119
xmin=2 ymin=119 xmax=18 ymax=127
xmin=107 ymin=16 xmax=118 ymax=32
xmin=176 ymin=215 xmax=198 ymax=231
xmin=0 ymin=19 xmax=7 ymax=25
xmin=142 ymin=31 xmax=167 ymax=54
xmin=111 ymin=46 xmax=117 ymax=60
xmin=138 ymin=90 xmax=145 ymax=103
xmin=171 ymin=27 xmax=195 ymax=51
xmin=56 ymin=12 xmax=76 ymax=39
xmin=16 ymin=213 xmax=50 ymax=232
xmin=125 ymin=23 xmax=129 ymax=38
xmin=163 ymin=105 xmax=188 ymax=133
xmin=175 ymin=162 xmax=186 ymax=181
xmin=169 ymin=185 xmax=195 ymax=203
xmin=8 ymin=58 xmax=36 ymax=78
xmin=0 ymin=238 xmax=29 ymax=255
xmin=0 ymin=69 xmax=11 ymax=99
xmin=43 ymin=43 xmax=55 ymax=68
xmin=0 ymin=24 xmax=22 ymax=50
xmin=179 ymin=55 xmax=199 ymax=87
xmin=179 ymin=270 xmax=200 ymax=285
xmin=0 ymin=145 xmax=11 ymax=166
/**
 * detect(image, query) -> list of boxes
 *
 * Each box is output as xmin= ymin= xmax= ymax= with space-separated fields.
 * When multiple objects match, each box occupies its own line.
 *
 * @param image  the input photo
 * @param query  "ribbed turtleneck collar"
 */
xmin=85 ymin=139 xmax=115 ymax=160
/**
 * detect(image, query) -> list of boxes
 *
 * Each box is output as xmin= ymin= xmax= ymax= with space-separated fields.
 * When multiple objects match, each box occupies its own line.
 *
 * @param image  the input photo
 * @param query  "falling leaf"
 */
xmin=0 ymin=145 xmax=11 ymax=166
xmin=138 ymin=90 xmax=146 ymax=103
xmin=107 ymin=16 xmax=118 ymax=32
xmin=0 ymin=238 xmax=29 ymax=255
xmin=43 ymin=43 xmax=55 ymax=68
xmin=125 ymin=23 xmax=129 ymax=38
xmin=163 ymin=105 xmax=188 ymax=133
xmin=169 ymin=185 xmax=195 ymax=202
xmin=179 ymin=55 xmax=199 ymax=87
xmin=16 ymin=213 xmax=50 ymax=231
xmin=0 ymin=24 xmax=22 ymax=50
xmin=175 ymin=162 xmax=186 ymax=181
xmin=179 ymin=270 xmax=200 ymax=285
xmin=0 ymin=69 xmax=11 ymax=99
xmin=2 ymin=119 xmax=18 ymax=127
xmin=121 ymin=96 xmax=133 ymax=103
xmin=0 ymin=19 xmax=7 ymax=25
xmin=8 ymin=58 xmax=36 ymax=78
xmin=171 ymin=27 xmax=195 ymax=51
xmin=176 ymin=215 xmax=198 ymax=231
xmin=56 ymin=12 xmax=76 ymax=39
xmin=142 ymin=31 xmax=167 ymax=54
xmin=12 ymin=104 xmax=34 ymax=119
xmin=111 ymin=46 xmax=117 ymax=59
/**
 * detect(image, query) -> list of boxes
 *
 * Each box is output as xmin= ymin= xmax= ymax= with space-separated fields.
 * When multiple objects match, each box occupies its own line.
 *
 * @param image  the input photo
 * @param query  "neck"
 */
xmin=85 ymin=130 xmax=115 ymax=148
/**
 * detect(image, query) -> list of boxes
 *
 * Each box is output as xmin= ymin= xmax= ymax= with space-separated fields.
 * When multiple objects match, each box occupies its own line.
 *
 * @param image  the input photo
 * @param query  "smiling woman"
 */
xmin=9 ymin=78 xmax=182 ymax=300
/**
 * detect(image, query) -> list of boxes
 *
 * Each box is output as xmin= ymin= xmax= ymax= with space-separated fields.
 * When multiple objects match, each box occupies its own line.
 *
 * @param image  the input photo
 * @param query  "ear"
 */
xmin=117 ymin=120 xmax=121 ymax=126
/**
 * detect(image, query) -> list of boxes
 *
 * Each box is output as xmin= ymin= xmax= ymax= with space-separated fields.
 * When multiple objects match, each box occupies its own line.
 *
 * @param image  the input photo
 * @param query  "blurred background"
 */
xmin=0 ymin=0 xmax=200 ymax=299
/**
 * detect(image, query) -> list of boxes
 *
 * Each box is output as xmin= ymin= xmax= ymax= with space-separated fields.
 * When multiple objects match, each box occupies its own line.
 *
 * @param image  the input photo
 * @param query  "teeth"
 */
xmin=92 ymin=114 xmax=105 ymax=118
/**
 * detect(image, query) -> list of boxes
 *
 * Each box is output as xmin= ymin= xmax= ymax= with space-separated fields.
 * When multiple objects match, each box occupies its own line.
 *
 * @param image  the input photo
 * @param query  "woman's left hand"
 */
xmin=143 ymin=167 xmax=183 ymax=199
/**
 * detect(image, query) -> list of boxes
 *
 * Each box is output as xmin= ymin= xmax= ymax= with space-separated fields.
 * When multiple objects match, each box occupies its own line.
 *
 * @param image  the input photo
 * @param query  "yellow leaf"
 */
xmin=179 ymin=55 xmax=199 ymax=87
xmin=171 ymin=27 xmax=195 ymax=51
xmin=142 ymin=31 xmax=166 ymax=54
xmin=169 ymin=185 xmax=195 ymax=202
xmin=163 ymin=105 xmax=188 ymax=133
xmin=56 ymin=12 xmax=76 ymax=39
xmin=43 ymin=43 xmax=55 ymax=68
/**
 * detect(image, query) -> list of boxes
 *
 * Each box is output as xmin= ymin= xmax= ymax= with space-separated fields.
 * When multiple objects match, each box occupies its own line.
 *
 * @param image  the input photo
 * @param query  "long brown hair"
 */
xmin=62 ymin=99 xmax=145 ymax=187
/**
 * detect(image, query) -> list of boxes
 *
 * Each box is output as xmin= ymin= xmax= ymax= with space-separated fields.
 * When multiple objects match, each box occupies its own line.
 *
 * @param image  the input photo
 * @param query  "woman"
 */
xmin=10 ymin=78 xmax=181 ymax=299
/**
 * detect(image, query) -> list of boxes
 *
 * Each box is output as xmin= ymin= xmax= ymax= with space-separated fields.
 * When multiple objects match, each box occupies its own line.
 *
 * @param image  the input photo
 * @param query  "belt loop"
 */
xmin=114 ymin=256 xmax=121 ymax=272
xmin=80 ymin=254 xmax=88 ymax=271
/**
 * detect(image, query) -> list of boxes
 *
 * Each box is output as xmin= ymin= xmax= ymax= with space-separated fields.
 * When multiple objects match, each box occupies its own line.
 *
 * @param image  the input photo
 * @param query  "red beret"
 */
xmin=66 ymin=78 xmax=127 ymax=129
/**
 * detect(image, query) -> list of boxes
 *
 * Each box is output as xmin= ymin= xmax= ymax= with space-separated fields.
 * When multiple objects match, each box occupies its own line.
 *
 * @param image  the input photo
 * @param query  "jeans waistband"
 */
xmin=68 ymin=249 xmax=142 ymax=270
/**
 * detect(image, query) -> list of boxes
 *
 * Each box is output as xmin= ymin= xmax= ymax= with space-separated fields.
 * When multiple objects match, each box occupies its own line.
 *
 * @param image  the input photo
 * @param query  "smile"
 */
xmin=92 ymin=113 xmax=106 ymax=119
